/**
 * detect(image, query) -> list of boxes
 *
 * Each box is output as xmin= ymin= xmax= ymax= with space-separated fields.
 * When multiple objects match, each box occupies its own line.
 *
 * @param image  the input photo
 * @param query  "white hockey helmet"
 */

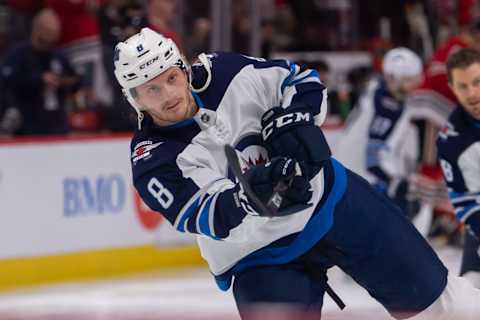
xmin=113 ymin=27 xmax=189 ymax=128
xmin=382 ymin=47 xmax=423 ymax=80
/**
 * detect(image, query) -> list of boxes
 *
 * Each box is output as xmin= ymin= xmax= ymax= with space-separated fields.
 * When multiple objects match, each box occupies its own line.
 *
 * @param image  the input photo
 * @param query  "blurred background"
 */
xmin=0 ymin=0 xmax=477 ymax=135
xmin=0 ymin=1 xmax=477 ymax=319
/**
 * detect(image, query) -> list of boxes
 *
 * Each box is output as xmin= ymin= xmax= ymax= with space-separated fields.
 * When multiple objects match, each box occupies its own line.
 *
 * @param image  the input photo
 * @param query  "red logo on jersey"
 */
xmin=136 ymin=146 xmax=146 ymax=156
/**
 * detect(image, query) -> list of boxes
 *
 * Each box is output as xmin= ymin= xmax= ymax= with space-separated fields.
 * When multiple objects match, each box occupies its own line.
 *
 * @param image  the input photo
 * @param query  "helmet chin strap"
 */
xmin=122 ymin=88 xmax=145 ymax=130
xmin=136 ymin=110 xmax=145 ymax=129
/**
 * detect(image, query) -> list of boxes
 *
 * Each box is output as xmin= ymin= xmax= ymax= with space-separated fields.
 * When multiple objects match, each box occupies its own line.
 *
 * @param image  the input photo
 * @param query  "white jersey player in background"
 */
xmin=335 ymin=48 xmax=435 ymax=229
xmin=363 ymin=48 xmax=422 ymax=212
xmin=336 ymin=48 xmax=421 ymax=184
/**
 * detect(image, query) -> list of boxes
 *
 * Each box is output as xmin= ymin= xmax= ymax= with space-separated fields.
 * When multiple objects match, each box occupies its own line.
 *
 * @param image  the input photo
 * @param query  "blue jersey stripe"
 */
xmin=288 ymin=70 xmax=320 ymax=87
xmin=198 ymin=195 xmax=216 ymax=238
xmin=280 ymin=63 xmax=297 ymax=94
xmin=456 ymin=204 xmax=480 ymax=222
xmin=176 ymin=197 xmax=201 ymax=232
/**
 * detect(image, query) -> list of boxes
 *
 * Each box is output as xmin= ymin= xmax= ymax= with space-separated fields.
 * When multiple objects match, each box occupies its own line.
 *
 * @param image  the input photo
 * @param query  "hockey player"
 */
xmin=437 ymin=48 xmax=480 ymax=288
xmin=404 ymin=19 xmax=480 ymax=239
xmin=335 ymin=48 xmax=431 ymax=232
xmin=114 ymin=28 xmax=480 ymax=319
xmin=364 ymin=47 xmax=423 ymax=215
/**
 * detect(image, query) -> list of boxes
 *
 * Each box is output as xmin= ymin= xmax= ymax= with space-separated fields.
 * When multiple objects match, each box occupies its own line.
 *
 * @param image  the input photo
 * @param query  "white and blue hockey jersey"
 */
xmin=335 ymin=78 xmax=418 ymax=185
xmin=129 ymin=52 xmax=347 ymax=290
xmin=365 ymin=79 xmax=418 ymax=188
xmin=437 ymin=106 xmax=480 ymax=227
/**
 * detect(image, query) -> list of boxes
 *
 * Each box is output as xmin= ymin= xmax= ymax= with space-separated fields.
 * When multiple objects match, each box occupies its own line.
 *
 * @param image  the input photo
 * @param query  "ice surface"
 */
xmin=0 ymin=245 xmax=462 ymax=319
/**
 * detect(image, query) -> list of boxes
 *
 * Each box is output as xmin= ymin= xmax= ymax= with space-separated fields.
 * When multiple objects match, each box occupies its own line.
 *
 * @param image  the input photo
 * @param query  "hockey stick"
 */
xmin=412 ymin=202 xmax=433 ymax=237
xmin=224 ymin=145 xmax=311 ymax=217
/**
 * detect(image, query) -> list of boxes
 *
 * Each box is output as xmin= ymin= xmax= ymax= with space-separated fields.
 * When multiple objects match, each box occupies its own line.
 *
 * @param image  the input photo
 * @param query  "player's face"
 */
xmin=398 ymin=75 xmax=422 ymax=96
xmin=135 ymin=67 xmax=197 ymax=126
xmin=386 ymin=74 xmax=422 ymax=100
xmin=450 ymin=62 xmax=480 ymax=120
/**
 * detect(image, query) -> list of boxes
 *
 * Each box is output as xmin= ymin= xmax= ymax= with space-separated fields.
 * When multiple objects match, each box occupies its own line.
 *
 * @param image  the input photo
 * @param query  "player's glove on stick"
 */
xmin=225 ymin=145 xmax=312 ymax=217
xmin=245 ymin=157 xmax=313 ymax=213
xmin=261 ymin=104 xmax=331 ymax=179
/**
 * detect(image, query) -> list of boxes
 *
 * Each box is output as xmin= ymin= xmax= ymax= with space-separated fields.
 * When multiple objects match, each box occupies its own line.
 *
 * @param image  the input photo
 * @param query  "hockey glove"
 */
xmin=245 ymin=157 xmax=313 ymax=214
xmin=261 ymin=104 xmax=331 ymax=179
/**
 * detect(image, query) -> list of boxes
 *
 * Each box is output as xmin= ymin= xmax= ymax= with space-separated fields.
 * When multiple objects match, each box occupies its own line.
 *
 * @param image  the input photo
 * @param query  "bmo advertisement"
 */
xmin=0 ymin=135 xmax=195 ymax=260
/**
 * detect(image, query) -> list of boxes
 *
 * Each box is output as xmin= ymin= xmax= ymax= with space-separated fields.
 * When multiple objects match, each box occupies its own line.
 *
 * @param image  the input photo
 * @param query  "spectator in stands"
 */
xmin=98 ymin=0 xmax=146 ymax=131
xmin=309 ymin=60 xmax=351 ymax=121
xmin=5 ymin=0 xmax=43 ymax=49
xmin=184 ymin=17 xmax=211 ymax=61
xmin=147 ymin=0 xmax=182 ymax=48
xmin=0 ymin=9 xmax=79 ymax=136
xmin=45 ymin=0 xmax=110 ymax=132
xmin=231 ymin=0 xmax=250 ymax=54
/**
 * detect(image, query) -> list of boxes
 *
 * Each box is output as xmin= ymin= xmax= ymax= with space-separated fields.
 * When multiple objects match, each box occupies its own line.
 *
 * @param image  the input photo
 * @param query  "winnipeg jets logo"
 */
xmin=237 ymin=144 xmax=269 ymax=171
xmin=233 ymin=134 xmax=269 ymax=169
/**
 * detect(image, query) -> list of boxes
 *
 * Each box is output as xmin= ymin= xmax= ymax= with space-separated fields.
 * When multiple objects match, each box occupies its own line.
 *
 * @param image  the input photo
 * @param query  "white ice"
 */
xmin=0 ymin=244 xmax=462 ymax=320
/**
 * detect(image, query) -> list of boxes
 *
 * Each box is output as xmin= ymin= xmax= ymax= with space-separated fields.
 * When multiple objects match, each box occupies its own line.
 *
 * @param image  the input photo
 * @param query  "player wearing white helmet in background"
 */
xmin=382 ymin=47 xmax=424 ymax=99
xmin=365 ymin=48 xmax=424 ymax=216
xmin=113 ymin=29 xmax=480 ymax=319
xmin=336 ymin=48 xmax=424 ymax=217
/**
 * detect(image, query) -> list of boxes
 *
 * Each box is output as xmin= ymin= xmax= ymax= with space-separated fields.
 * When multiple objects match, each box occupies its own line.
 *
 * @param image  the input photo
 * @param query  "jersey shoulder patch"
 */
xmin=438 ymin=107 xmax=469 ymax=143
xmin=438 ymin=121 xmax=459 ymax=140
xmin=130 ymin=131 xmax=188 ymax=180
xmin=131 ymin=140 xmax=164 ymax=165
xmin=437 ymin=108 xmax=475 ymax=161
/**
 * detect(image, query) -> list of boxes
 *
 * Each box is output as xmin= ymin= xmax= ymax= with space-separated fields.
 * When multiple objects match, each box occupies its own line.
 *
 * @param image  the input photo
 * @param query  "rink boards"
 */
xmin=0 ymin=134 xmax=202 ymax=291
xmin=0 ymin=127 xmax=351 ymax=291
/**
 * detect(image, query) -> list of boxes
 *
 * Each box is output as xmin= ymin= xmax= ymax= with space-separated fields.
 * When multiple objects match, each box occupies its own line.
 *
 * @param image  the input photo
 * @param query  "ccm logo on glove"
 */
xmin=262 ymin=111 xmax=312 ymax=140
